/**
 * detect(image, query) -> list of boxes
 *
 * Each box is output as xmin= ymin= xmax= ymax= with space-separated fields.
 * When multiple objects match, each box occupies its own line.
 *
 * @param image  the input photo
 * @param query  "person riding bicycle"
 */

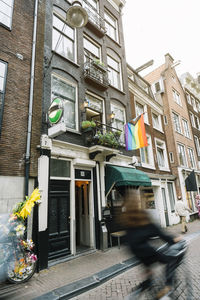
xmin=119 ymin=187 xmax=183 ymax=299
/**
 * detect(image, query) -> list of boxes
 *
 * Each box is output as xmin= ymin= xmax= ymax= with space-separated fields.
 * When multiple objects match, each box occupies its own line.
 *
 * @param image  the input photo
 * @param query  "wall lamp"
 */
xmin=110 ymin=111 xmax=115 ymax=122
xmin=66 ymin=0 xmax=88 ymax=28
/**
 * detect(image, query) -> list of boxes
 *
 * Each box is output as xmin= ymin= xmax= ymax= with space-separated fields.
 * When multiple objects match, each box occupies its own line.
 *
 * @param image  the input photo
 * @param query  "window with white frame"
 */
xmin=82 ymin=0 xmax=100 ymax=28
xmin=140 ymin=135 xmax=154 ymax=167
xmin=0 ymin=0 xmax=14 ymax=29
xmin=173 ymin=89 xmax=181 ymax=105
xmin=186 ymin=93 xmax=191 ymax=104
xmin=107 ymin=54 xmax=122 ymax=90
xmin=177 ymin=143 xmax=187 ymax=167
xmin=152 ymin=112 xmax=162 ymax=131
xmin=194 ymin=115 xmax=200 ymax=130
xmin=83 ymin=34 xmax=101 ymax=63
xmin=51 ymin=74 xmax=77 ymax=130
xmin=155 ymin=139 xmax=169 ymax=170
xmin=194 ymin=136 xmax=200 ymax=156
xmin=191 ymin=96 xmax=197 ymax=112
xmin=0 ymin=60 xmax=7 ymax=134
xmin=182 ymin=119 xmax=190 ymax=138
xmin=167 ymin=182 xmax=175 ymax=212
xmin=135 ymin=101 xmax=148 ymax=124
xmin=85 ymin=92 xmax=104 ymax=124
xmin=110 ymin=102 xmax=126 ymax=143
xmin=190 ymin=112 xmax=195 ymax=127
xmin=172 ymin=112 xmax=182 ymax=133
xmin=52 ymin=7 xmax=76 ymax=62
xmin=104 ymin=10 xmax=119 ymax=43
xmin=188 ymin=148 xmax=196 ymax=169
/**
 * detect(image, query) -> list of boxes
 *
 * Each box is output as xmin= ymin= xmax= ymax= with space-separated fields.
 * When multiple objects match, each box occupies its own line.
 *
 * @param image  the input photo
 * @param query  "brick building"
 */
xmin=0 ymin=0 xmax=42 ymax=214
xmin=127 ymin=64 xmax=178 ymax=227
xmin=145 ymin=54 xmax=200 ymax=214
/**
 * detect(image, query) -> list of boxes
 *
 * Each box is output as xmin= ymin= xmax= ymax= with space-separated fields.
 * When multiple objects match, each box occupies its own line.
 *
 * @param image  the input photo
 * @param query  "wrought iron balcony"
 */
xmin=83 ymin=1 xmax=106 ymax=37
xmin=82 ymin=121 xmax=122 ymax=149
xmin=83 ymin=61 xmax=109 ymax=91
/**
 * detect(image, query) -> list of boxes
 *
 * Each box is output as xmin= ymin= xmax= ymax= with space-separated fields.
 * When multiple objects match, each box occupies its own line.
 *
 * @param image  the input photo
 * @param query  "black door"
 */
xmin=48 ymin=180 xmax=70 ymax=260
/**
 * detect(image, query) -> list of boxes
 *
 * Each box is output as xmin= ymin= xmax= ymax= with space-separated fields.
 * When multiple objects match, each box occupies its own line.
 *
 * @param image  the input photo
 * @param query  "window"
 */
xmin=186 ymin=93 xmax=191 ymax=104
xmin=82 ymin=0 xmax=100 ymax=28
xmin=169 ymin=152 xmax=174 ymax=163
xmin=188 ymin=148 xmax=196 ymax=169
xmin=155 ymin=139 xmax=169 ymax=170
xmin=167 ymin=182 xmax=175 ymax=212
xmin=152 ymin=112 xmax=162 ymax=131
xmin=194 ymin=115 xmax=200 ymax=130
xmin=173 ymin=89 xmax=181 ymax=105
xmin=140 ymin=135 xmax=154 ymax=167
xmin=194 ymin=136 xmax=200 ymax=156
xmin=0 ymin=0 xmax=14 ymax=29
xmin=164 ymin=115 xmax=168 ymax=125
xmin=191 ymin=96 xmax=197 ymax=112
xmin=85 ymin=92 xmax=104 ymax=123
xmin=110 ymin=102 xmax=126 ymax=143
xmin=172 ymin=112 xmax=182 ymax=133
xmin=135 ymin=101 xmax=148 ymax=123
xmin=0 ymin=60 xmax=7 ymax=134
xmin=50 ymin=159 xmax=70 ymax=178
xmin=52 ymin=8 xmax=76 ymax=62
xmin=83 ymin=35 xmax=101 ymax=62
xmin=152 ymin=79 xmax=164 ymax=94
xmin=190 ymin=112 xmax=195 ymax=127
xmin=51 ymin=74 xmax=77 ymax=130
xmin=182 ymin=119 xmax=190 ymax=138
xmin=107 ymin=55 xmax=122 ymax=90
xmin=104 ymin=10 xmax=119 ymax=42
xmin=177 ymin=143 xmax=187 ymax=167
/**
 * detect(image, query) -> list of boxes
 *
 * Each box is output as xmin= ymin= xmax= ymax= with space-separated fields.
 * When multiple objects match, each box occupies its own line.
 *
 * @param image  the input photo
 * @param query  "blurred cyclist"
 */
xmin=119 ymin=187 xmax=183 ymax=299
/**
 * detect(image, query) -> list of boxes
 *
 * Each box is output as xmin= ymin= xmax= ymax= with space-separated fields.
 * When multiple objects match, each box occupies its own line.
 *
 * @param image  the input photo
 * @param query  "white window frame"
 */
xmin=85 ymin=91 xmax=105 ymax=124
xmin=191 ymin=96 xmax=197 ymax=112
xmin=107 ymin=54 xmax=122 ymax=91
xmin=152 ymin=78 xmax=164 ymax=94
xmin=104 ymin=9 xmax=119 ymax=43
xmin=0 ymin=60 xmax=7 ymax=135
xmin=140 ymin=134 xmax=155 ymax=169
xmin=188 ymin=147 xmax=196 ymax=169
xmin=0 ymin=0 xmax=14 ymax=29
xmin=194 ymin=115 xmax=200 ymax=130
xmin=152 ymin=111 xmax=162 ymax=131
xmin=83 ymin=34 xmax=101 ymax=62
xmin=172 ymin=112 xmax=182 ymax=133
xmin=135 ymin=101 xmax=148 ymax=124
xmin=173 ymin=89 xmax=181 ymax=106
xmin=190 ymin=112 xmax=195 ymax=128
xmin=177 ymin=143 xmax=187 ymax=167
xmin=194 ymin=135 xmax=200 ymax=156
xmin=110 ymin=101 xmax=126 ymax=144
xmin=52 ymin=8 xmax=77 ymax=63
xmin=51 ymin=73 xmax=78 ymax=132
xmin=155 ymin=138 xmax=169 ymax=171
xmin=186 ymin=93 xmax=191 ymax=104
xmin=182 ymin=118 xmax=190 ymax=138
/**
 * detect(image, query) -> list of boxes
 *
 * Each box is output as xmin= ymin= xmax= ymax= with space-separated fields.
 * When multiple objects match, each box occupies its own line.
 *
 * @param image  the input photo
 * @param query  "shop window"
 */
xmin=141 ymin=188 xmax=155 ymax=209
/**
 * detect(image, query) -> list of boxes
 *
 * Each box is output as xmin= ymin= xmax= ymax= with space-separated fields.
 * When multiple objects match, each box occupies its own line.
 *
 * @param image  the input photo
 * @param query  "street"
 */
xmin=71 ymin=233 xmax=200 ymax=300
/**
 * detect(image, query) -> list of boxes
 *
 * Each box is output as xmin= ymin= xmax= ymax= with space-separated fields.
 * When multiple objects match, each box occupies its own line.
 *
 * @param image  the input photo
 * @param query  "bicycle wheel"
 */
xmin=7 ymin=250 xmax=36 ymax=284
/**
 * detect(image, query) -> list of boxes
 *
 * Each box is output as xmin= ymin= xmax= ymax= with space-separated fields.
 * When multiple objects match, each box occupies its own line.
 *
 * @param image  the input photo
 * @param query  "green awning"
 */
xmin=105 ymin=165 xmax=151 ymax=196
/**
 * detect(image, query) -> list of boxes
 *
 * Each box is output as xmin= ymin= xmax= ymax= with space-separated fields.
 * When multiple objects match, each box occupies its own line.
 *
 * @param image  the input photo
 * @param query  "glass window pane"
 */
xmin=107 ymin=56 xmax=118 ymax=70
xmin=0 ymin=62 xmax=6 ymax=78
xmin=52 ymin=76 xmax=75 ymax=101
xmin=63 ymin=100 xmax=76 ymax=129
xmin=1 ymin=1 xmax=12 ymax=17
xmin=83 ymin=38 xmax=99 ymax=58
xmin=167 ymin=182 xmax=175 ymax=212
xmin=50 ymin=159 xmax=70 ymax=177
xmin=0 ymin=11 xmax=10 ymax=27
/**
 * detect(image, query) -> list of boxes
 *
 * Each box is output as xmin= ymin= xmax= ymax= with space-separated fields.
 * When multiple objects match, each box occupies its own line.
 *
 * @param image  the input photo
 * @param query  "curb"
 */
xmin=33 ymin=257 xmax=139 ymax=300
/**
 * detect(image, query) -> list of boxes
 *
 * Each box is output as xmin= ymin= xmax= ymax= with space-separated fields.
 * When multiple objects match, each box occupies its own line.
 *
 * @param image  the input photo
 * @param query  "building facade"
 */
xmin=127 ymin=64 xmax=178 ymax=227
xmin=0 ymin=0 xmax=42 ymax=214
xmin=145 ymin=54 xmax=199 ymax=216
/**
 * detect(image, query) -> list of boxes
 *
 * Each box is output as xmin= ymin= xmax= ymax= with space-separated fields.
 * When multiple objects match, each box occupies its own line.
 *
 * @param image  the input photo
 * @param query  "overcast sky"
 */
xmin=122 ymin=0 xmax=200 ymax=78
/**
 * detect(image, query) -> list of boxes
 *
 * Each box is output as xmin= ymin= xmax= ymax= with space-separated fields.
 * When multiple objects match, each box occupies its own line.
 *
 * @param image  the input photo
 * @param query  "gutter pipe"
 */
xmin=25 ymin=0 xmax=39 ymax=197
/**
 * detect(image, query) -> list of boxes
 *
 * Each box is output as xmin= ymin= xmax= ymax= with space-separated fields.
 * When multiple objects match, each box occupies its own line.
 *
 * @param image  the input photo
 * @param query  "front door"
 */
xmin=48 ymin=180 xmax=70 ymax=260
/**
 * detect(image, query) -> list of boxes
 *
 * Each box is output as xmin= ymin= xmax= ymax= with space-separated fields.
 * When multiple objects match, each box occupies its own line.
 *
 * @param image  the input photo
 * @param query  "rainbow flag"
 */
xmin=125 ymin=114 xmax=148 ymax=150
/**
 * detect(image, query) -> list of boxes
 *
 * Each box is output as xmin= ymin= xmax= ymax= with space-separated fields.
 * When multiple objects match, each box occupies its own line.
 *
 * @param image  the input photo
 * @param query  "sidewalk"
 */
xmin=0 ymin=219 xmax=199 ymax=300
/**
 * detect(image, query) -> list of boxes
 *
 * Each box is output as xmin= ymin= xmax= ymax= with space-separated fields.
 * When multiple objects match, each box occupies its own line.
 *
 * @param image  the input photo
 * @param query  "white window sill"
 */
xmin=158 ymin=167 xmax=170 ymax=172
xmin=141 ymin=163 xmax=156 ymax=170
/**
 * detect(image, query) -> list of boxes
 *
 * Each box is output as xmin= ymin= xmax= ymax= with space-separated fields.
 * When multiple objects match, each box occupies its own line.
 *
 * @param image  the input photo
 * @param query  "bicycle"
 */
xmin=125 ymin=239 xmax=193 ymax=300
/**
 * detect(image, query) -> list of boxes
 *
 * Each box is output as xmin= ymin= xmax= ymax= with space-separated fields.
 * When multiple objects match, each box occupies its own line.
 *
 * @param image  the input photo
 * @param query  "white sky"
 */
xmin=122 ymin=0 xmax=200 ymax=78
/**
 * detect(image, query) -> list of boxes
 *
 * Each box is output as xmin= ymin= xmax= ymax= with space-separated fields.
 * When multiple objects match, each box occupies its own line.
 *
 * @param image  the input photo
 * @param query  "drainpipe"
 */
xmin=25 ymin=0 xmax=39 ymax=197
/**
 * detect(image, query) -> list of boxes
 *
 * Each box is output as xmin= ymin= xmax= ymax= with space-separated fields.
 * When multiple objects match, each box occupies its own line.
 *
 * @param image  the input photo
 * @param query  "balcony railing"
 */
xmin=83 ymin=1 xmax=106 ymax=36
xmin=83 ymin=61 xmax=109 ymax=90
xmin=82 ymin=121 xmax=122 ymax=149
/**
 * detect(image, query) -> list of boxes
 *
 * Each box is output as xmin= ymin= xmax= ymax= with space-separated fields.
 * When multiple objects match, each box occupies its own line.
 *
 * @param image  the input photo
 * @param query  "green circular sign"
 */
xmin=48 ymin=98 xmax=63 ymax=124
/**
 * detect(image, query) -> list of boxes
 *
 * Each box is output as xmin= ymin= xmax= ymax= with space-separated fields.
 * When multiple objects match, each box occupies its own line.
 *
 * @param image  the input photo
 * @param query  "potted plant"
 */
xmin=96 ymin=131 xmax=120 ymax=148
xmin=92 ymin=59 xmax=106 ymax=71
xmin=81 ymin=120 xmax=96 ymax=130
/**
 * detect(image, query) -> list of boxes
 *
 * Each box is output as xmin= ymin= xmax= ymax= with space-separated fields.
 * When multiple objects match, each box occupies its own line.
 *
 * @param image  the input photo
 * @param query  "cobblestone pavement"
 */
xmin=71 ymin=227 xmax=200 ymax=300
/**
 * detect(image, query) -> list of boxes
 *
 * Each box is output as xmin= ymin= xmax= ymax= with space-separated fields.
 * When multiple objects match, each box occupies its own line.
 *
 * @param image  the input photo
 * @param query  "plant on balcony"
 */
xmin=92 ymin=59 xmax=106 ymax=70
xmin=81 ymin=120 xmax=96 ymax=130
xmin=96 ymin=130 xmax=120 ymax=148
